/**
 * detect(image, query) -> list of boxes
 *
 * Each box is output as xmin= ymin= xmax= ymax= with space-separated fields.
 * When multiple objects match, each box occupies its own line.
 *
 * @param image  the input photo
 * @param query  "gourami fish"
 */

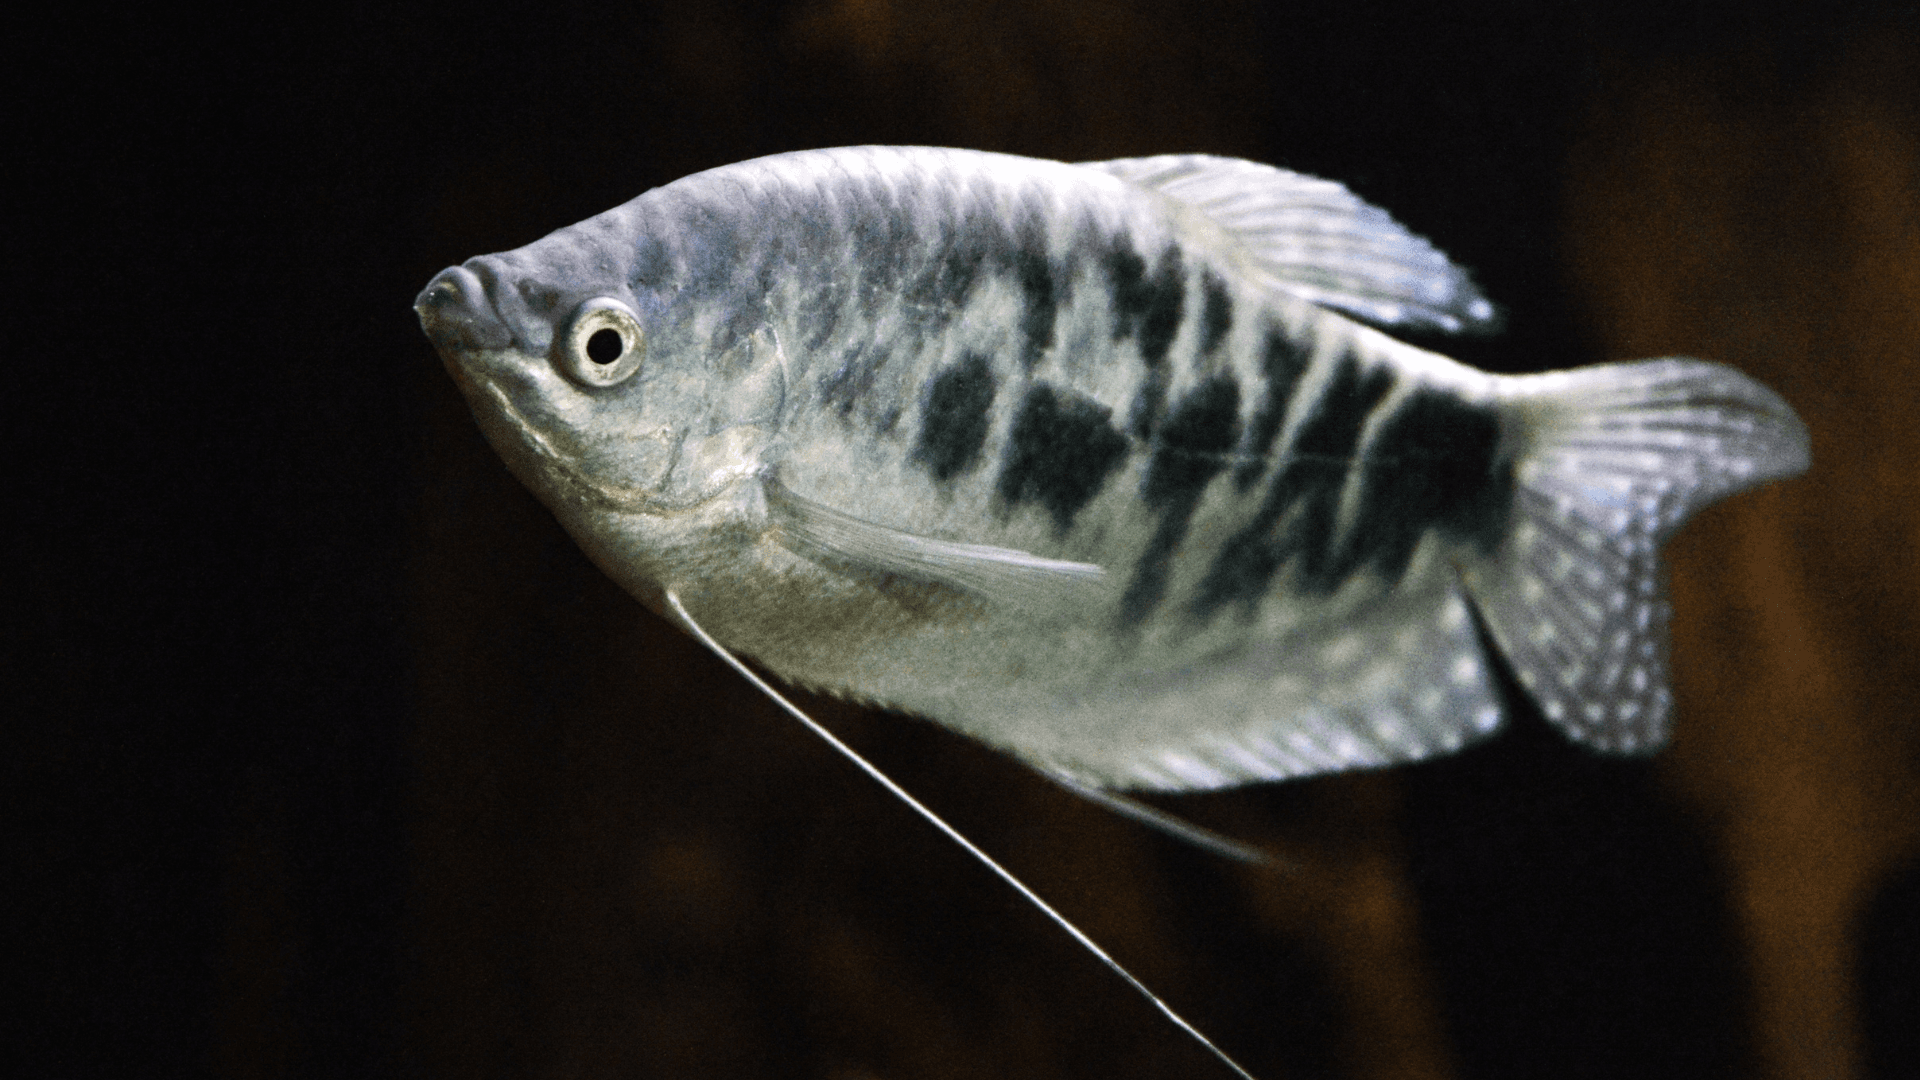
xmin=416 ymin=146 xmax=1808 ymax=1074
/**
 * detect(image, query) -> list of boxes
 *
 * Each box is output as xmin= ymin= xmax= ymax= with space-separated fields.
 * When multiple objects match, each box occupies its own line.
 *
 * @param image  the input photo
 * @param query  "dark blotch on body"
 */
xmin=1233 ymin=324 xmax=1314 ymax=490
xmin=1121 ymin=376 xmax=1242 ymax=624
xmin=666 ymin=197 xmax=745 ymax=297
xmin=1195 ymin=351 xmax=1394 ymax=615
xmin=1014 ymin=243 xmax=1058 ymax=370
xmin=1138 ymin=247 xmax=1185 ymax=365
xmin=1200 ymin=272 xmax=1233 ymax=356
xmin=1141 ymin=376 xmax=1244 ymax=505
xmin=1103 ymin=241 xmax=1149 ymax=336
xmin=935 ymin=233 xmax=989 ymax=310
xmin=1119 ymin=249 xmax=1184 ymax=440
xmin=781 ymin=196 xmax=842 ymax=269
xmin=1104 ymin=240 xmax=1188 ymax=365
xmin=913 ymin=352 xmax=997 ymax=482
xmin=1341 ymin=388 xmax=1511 ymax=579
xmin=997 ymin=384 xmax=1130 ymax=535
xmin=1128 ymin=377 xmax=1167 ymax=440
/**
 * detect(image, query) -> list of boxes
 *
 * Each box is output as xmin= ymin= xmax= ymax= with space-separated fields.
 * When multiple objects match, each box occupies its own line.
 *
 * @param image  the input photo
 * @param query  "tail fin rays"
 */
xmin=1460 ymin=358 xmax=1809 ymax=753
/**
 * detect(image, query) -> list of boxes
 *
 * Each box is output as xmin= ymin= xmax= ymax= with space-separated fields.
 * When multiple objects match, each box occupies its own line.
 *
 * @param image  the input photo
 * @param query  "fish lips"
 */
xmin=415 ymin=264 xmax=514 ymax=352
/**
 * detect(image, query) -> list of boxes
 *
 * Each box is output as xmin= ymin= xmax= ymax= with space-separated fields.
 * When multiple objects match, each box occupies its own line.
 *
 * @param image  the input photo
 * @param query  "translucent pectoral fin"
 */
xmin=1043 ymin=772 xmax=1274 ymax=865
xmin=664 ymin=589 xmax=1260 ymax=1080
xmin=764 ymin=476 xmax=1107 ymax=606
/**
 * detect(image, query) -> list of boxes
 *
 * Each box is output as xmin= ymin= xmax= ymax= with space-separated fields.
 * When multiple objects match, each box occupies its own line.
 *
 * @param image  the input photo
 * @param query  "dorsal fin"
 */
xmin=1082 ymin=154 xmax=1500 ymax=335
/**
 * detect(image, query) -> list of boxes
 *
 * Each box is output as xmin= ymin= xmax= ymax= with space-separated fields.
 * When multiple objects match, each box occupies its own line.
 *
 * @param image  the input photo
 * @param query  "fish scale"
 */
xmin=416 ymin=145 xmax=1808 ymax=793
xmin=764 ymin=158 xmax=1463 ymax=673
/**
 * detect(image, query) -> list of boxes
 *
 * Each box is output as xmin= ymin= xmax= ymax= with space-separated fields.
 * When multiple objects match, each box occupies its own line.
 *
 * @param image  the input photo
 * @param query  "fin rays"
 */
xmin=665 ymin=590 xmax=1261 ymax=1080
xmin=1082 ymin=153 xmax=1500 ymax=334
xmin=1461 ymin=357 xmax=1807 ymax=750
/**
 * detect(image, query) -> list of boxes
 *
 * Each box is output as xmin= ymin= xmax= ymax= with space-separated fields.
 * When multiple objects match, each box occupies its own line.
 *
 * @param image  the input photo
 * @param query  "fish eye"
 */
xmin=558 ymin=297 xmax=645 ymax=387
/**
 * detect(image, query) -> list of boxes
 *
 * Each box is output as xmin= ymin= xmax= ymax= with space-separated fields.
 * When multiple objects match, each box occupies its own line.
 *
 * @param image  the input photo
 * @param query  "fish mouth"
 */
xmin=416 ymin=265 xmax=514 ymax=351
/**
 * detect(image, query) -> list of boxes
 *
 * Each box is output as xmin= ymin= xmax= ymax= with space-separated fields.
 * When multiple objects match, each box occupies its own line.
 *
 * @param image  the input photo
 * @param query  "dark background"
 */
xmin=15 ymin=2 xmax=1919 ymax=1078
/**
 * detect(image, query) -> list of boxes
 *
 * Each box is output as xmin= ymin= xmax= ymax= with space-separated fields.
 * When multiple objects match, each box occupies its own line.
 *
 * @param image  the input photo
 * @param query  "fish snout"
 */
xmin=415 ymin=265 xmax=514 ymax=351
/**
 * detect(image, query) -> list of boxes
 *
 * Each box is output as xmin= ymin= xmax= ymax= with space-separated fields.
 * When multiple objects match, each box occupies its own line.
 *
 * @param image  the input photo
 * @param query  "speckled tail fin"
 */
xmin=1460 ymin=358 xmax=1809 ymax=753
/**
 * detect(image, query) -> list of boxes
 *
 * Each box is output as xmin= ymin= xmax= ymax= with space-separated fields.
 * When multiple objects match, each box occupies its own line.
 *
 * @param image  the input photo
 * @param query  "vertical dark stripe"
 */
xmin=1103 ymin=241 xmax=1186 ymax=361
xmin=1337 ymin=387 xmax=1513 ymax=581
xmin=792 ymin=197 xmax=851 ymax=350
xmin=1120 ymin=376 xmax=1242 ymax=625
xmin=1199 ymin=271 xmax=1233 ymax=356
xmin=907 ymin=203 xmax=1007 ymax=331
xmin=1274 ymin=355 xmax=1397 ymax=594
xmin=1137 ymin=247 xmax=1185 ymax=365
xmin=1120 ymin=247 xmax=1186 ymax=440
xmin=912 ymin=352 xmax=997 ymax=482
xmin=931 ymin=231 xmax=988 ymax=311
xmin=1013 ymin=240 xmax=1059 ymax=371
xmin=626 ymin=234 xmax=676 ymax=292
xmin=1128 ymin=377 xmax=1167 ymax=440
xmin=1234 ymin=324 xmax=1314 ymax=490
xmin=996 ymin=384 xmax=1130 ymax=535
xmin=670 ymin=206 xmax=769 ymax=356
xmin=1194 ymin=351 xmax=1394 ymax=615
xmin=1103 ymin=239 xmax=1149 ymax=340
xmin=847 ymin=184 xmax=919 ymax=318
xmin=801 ymin=282 xmax=847 ymax=350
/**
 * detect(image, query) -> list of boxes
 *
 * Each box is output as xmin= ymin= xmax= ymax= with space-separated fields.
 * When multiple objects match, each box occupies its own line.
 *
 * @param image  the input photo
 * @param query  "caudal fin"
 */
xmin=1459 ymin=358 xmax=1810 ymax=753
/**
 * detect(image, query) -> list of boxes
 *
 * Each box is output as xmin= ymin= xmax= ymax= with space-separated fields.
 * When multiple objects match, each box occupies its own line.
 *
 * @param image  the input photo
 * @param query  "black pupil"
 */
xmin=585 ymin=327 xmax=624 ymax=365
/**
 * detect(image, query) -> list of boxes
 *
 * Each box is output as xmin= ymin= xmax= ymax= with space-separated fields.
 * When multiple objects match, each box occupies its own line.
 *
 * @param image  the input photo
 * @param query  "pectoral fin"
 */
xmin=764 ymin=476 xmax=1106 ymax=606
xmin=1044 ymin=772 xmax=1275 ymax=865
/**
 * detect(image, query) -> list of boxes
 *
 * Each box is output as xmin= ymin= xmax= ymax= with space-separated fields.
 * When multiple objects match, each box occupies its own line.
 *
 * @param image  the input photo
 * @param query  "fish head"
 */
xmin=416 ymin=210 xmax=787 ymax=524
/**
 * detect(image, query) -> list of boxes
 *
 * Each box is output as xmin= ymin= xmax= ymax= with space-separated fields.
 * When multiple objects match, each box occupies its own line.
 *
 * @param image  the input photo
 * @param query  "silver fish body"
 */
xmin=417 ymin=146 xmax=1809 ymax=792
